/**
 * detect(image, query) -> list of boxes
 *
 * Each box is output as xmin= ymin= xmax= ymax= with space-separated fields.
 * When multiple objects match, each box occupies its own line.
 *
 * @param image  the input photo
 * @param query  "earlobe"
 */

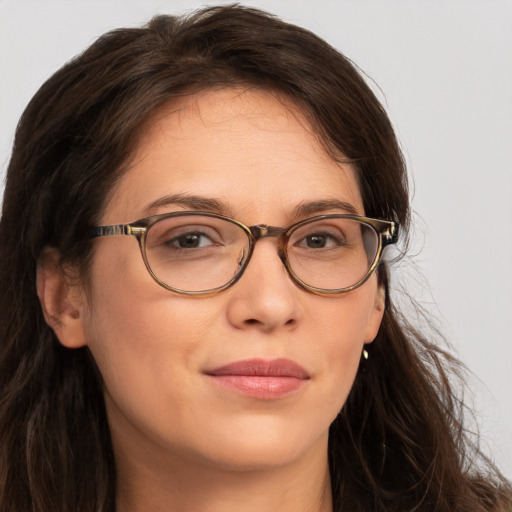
xmin=37 ymin=248 xmax=88 ymax=348
xmin=364 ymin=283 xmax=386 ymax=344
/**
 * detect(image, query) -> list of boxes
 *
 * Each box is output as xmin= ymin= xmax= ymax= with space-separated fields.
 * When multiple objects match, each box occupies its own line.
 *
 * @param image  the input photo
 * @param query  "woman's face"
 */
xmin=68 ymin=89 xmax=384 ymax=472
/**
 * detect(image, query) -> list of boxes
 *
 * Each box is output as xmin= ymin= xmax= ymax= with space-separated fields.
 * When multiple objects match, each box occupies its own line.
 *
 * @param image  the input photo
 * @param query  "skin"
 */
xmin=38 ymin=88 xmax=385 ymax=512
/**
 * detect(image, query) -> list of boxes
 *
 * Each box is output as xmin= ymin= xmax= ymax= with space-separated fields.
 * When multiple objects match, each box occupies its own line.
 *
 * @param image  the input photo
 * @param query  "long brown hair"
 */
xmin=0 ymin=5 xmax=510 ymax=511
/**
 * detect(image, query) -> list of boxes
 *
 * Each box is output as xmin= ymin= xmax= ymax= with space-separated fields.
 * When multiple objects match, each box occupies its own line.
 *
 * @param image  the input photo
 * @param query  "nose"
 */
xmin=225 ymin=239 xmax=303 ymax=333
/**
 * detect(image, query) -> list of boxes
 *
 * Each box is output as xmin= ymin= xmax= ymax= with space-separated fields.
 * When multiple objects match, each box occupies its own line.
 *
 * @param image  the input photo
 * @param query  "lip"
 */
xmin=204 ymin=358 xmax=310 ymax=399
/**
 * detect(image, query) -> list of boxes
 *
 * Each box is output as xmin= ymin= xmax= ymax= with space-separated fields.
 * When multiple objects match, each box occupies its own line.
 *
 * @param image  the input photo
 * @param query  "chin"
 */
xmin=186 ymin=419 xmax=329 ymax=473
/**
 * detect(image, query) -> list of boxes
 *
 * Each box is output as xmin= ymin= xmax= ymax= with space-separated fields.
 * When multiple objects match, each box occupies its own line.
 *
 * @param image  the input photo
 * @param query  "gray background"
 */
xmin=1 ymin=0 xmax=511 ymax=478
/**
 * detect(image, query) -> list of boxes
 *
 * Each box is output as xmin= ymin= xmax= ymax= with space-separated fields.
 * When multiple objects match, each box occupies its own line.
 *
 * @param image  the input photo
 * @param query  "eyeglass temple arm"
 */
xmin=382 ymin=222 xmax=399 ymax=246
xmin=91 ymin=224 xmax=145 ymax=238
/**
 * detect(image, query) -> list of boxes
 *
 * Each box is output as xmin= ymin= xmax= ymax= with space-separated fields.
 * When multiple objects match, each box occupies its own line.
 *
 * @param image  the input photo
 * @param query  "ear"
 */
xmin=364 ymin=283 xmax=386 ymax=344
xmin=37 ymin=248 xmax=88 ymax=348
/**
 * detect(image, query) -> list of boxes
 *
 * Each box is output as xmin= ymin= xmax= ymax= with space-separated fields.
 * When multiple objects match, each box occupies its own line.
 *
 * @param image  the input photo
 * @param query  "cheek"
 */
xmin=84 ymin=278 xmax=209 ymax=385
xmin=82 ymin=258 xmax=226 ymax=458
xmin=82 ymin=242 xmax=212 ymax=404
xmin=304 ymin=282 xmax=380 ymax=417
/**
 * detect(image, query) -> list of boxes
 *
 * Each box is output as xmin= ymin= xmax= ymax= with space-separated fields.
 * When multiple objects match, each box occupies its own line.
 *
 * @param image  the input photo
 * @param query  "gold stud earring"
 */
xmin=359 ymin=346 xmax=370 ymax=374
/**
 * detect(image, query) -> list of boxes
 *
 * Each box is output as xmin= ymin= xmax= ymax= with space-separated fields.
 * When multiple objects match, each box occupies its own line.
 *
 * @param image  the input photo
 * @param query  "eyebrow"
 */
xmin=291 ymin=199 xmax=360 ymax=218
xmin=143 ymin=193 xmax=233 ymax=216
xmin=143 ymin=194 xmax=360 ymax=219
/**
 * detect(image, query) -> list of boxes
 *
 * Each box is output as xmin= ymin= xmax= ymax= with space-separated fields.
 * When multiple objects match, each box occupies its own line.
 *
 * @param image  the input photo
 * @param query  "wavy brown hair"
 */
xmin=0 ymin=5 xmax=510 ymax=512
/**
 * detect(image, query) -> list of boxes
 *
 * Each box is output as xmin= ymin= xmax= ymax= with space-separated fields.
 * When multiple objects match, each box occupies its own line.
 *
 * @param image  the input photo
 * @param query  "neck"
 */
xmin=114 ymin=434 xmax=333 ymax=512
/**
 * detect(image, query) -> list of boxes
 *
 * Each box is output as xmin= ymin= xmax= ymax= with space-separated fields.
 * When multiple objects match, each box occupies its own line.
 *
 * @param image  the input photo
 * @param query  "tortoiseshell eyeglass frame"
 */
xmin=91 ymin=211 xmax=399 ymax=297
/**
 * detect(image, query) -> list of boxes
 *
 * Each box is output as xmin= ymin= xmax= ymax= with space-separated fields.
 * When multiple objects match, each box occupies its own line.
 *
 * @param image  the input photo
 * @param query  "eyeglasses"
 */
xmin=91 ymin=211 xmax=398 ymax=296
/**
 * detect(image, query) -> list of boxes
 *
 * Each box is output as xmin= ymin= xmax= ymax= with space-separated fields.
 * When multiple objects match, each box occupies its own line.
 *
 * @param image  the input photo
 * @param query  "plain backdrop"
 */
xmin=1 ymin=0 xmax=511 ymax=478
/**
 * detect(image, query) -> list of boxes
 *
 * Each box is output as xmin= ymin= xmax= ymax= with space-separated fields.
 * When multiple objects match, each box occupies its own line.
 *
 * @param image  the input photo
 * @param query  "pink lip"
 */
xmin=205 ymin=358 xmax=310 ymax=399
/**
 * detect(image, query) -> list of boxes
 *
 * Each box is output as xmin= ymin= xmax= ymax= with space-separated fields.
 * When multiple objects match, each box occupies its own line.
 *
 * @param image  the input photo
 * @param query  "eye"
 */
xmin=168 ymin=231 xmax=215 ymax=249
xmin=148 ymin=221 xmax=224 ymax=252
xmin=303 ymin=233 xmax=337 ymax=248
xmin=296 ymin=230 xmax=347 ymax=249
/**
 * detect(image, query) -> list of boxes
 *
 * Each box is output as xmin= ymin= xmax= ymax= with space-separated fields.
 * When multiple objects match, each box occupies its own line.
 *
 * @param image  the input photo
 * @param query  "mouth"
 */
xmin=204 ymin=358 xmax=310 ymax=399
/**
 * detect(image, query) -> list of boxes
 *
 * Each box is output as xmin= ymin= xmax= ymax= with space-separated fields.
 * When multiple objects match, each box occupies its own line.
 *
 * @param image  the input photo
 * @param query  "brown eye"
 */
xmin=294 ymin=229 xmax=346 ymax=249
xmin=169 ymin=232 xmax=214 ymax=249
xmin=302 ymin=233 xmax=344 ymax=248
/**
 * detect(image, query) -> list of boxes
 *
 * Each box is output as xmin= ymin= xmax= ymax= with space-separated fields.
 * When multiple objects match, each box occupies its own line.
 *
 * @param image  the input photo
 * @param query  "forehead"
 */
xmin=102 ymin=88 xmax=364 ymax=223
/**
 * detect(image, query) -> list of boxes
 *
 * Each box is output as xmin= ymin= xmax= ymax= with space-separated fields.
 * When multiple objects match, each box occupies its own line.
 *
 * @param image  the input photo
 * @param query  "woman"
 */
xmin=0 ymin=5 xmax=510 ymax=512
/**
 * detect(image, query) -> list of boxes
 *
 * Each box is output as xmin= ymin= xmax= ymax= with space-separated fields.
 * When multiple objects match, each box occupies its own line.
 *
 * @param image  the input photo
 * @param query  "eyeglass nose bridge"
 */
xmin=249 ymin=224 xmax=286 ymax=240
xmin=247 ymin=224 xmax=289 ymax=267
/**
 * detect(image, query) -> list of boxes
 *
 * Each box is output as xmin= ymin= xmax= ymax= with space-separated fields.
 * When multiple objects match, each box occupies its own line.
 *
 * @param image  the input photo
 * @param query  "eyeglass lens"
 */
xmin=143 ymin=215 xmax=379 ymax=293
